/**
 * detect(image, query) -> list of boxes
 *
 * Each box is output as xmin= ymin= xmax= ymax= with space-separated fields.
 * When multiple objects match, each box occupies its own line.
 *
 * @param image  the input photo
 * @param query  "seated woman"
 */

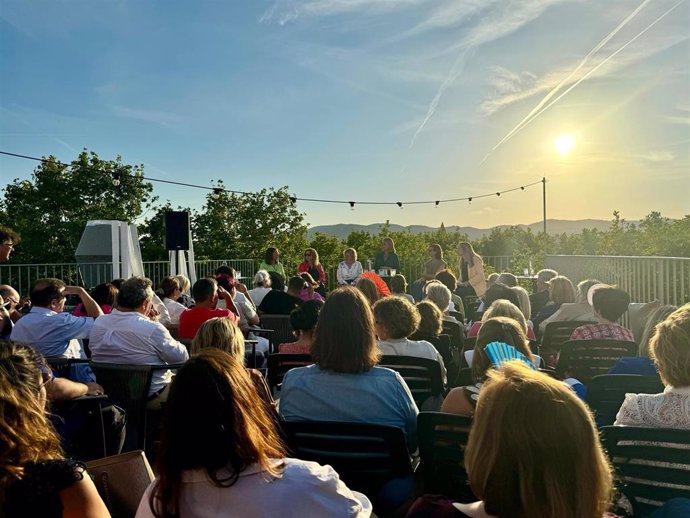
xmin=615 ymin=304 xmax=690 ymax=429
xmin=280 ymin=287 xmax=418 ymax=448
xmin=356 ymin=277 xmax=381 ymax=306
xmin=337 ymin=248 xmax=363 ymax=286
xmin=538 ymin=278 xmax=600 ymax=334
xmin=390 ymin=274 xmax=415 ymax=304
xmin=191 ymin=317 xmax=273 ymax=406
xmin=372 ymin=296 xmax=446 ymax=385
xmin=467 ymin=299 xmax=536 ymax=341
xmin=71 ymin=282 xmax=117 ymax=316
xmin=441 ymin=317 xmax=534 ymax=416
xmin=0 ymin=342 xmax=110 ymax=518
xmin=279 ymin=300 xmax=323 ymax=354
xmin=373 ymin=237 xmax=400 ymax=274
xmin=412 ymin=300 xmax=444 ymax=341
xmin=435 ymin=269 xmax=465 ymax=320
xmin=408 ymin=361 xmax=614 ymax=518
xmin=412 ymin=244 xmax=447 ymax=301
xmin=531 ymin=275 xmax=577 ymax=332
xmin=258 ymin=247 xmax=287 ymax=279
xmin=158 ymin=277 xmax=186 ymax=326
xmin=299 ymin=273 xmax=325 ymax=302
xmin=248 ymin=269 xmax=272 ymax=307
xmin=456 ymin=242 xmax=487 ymax=299
xmin=136 ymin=349 xmax=371 ymax=518
xmin=298 ymin=248 xmax=327 ymax=297
xmin=174 ymin=274 xmax=194 ymax=308
xmin=570 ymin=285 xmax=634 ymax=342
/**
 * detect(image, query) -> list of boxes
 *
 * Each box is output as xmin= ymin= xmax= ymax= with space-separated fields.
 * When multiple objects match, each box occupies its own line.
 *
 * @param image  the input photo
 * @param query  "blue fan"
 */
xmin=483 ymin=341 xmax=536 ymax=370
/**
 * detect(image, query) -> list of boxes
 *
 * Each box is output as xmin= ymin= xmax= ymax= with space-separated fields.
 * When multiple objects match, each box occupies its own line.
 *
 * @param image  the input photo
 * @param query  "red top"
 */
xmin=298 ymin=261 xmax=327 ymax=284
xmin=178 ymin=307 xmax=238 ymax=339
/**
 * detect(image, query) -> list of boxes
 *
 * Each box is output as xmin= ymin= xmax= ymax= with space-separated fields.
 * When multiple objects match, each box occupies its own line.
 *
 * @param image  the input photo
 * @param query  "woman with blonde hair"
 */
xmin=441 ymin=317 xmax=534 ymax=416
xmin=337 ymin=248 xmax=363 ymax=286
xmin=136 ymin=349 xmax=371 ymax=518
xmin=298 ymin=248 xmax=327 ymax=296
xmin=457 ymin=242 xmax=487 ymax=298
xmin=532 ymin=275 xmax=576 ymax=331
xmin=509 ymin=285 xmax=531 ymax=321
xmin=0 ymin=343 xmax=110 ymax=518
xmin=409 ymin=361 xmax=614 ymax=518
xmin=467 ymin=299 xmax=536 ymax=341
xmin=174 ymin=274 xmax=194 ymax=307
xmin=615 ymin=303 xmax=690 ymax=429
xmin=373 ymin=237 xmax=400 ymax=273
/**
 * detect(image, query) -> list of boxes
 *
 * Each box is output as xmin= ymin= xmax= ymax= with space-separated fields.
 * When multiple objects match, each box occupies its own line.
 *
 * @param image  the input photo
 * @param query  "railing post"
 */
xmin=656 ymin=258 xmax=665 ymax=304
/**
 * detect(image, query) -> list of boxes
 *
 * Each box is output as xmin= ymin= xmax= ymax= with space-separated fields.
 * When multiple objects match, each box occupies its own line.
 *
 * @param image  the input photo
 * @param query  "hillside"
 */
xmin=307 ymin=219 xmax=614 ymax=240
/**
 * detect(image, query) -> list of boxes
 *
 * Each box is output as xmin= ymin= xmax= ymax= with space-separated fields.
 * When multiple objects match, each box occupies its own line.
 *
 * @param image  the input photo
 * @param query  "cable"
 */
xmin=0 ymin=149 xmax=542 ymax=207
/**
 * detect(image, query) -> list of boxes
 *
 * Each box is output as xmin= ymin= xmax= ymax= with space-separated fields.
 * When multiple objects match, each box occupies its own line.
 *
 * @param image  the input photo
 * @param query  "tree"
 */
xmin=0 ymin=150 xmax=156 ymax=263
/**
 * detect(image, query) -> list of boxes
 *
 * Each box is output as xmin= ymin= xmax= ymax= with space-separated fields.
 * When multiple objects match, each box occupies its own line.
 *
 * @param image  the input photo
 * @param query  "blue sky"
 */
xmin=1 ymin=0 xmax=688 ymax=229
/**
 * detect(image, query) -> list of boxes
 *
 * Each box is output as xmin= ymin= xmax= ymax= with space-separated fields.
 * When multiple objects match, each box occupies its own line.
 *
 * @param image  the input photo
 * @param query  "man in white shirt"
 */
xmin=89 ymin=277 xmax=189 ymax=406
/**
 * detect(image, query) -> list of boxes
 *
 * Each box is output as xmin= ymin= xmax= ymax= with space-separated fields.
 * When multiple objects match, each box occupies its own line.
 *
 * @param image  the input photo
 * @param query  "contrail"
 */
xmin=492 ymin=0 xmax=686 ymax=147
xmin=484 ymin=0 xmax=657 ymax=157
xmin=409 ymin=47 xmax=472 ymax=149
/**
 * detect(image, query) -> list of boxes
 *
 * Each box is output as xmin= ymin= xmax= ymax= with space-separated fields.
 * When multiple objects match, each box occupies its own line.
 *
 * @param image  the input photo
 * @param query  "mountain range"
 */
xmin=307 ymin=219 xmax=615 ymax=240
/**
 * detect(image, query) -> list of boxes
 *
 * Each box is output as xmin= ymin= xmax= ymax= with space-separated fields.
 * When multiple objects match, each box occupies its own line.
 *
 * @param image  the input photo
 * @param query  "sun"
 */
xmin=554 ymin=133 xmax=576 ymax=155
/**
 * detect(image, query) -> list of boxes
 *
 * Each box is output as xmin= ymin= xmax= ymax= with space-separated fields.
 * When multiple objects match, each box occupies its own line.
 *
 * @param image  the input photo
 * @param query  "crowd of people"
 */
xmin=0 ymin=223 xmax=688 ymax=518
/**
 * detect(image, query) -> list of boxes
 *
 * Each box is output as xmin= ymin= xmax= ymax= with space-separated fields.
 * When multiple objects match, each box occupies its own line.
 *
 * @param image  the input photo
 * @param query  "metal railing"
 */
xmin=545 ymin=255 xmax=690 ymax=306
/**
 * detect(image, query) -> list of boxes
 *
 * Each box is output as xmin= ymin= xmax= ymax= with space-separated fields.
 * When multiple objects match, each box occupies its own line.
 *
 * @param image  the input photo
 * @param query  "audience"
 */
xmin=299 ymin=272 xmax=325 ymax=302
xmin=0 ymin=285 xmax=22 ymax=339
xmin=279 ymin=300 xmax=323 ymax=354
xmin=258 ymin=246 xmax=286 ymax=279
xmin=412 ymin=300 xmax=444 ymax=339
xmin=257 ymin=274 xmax=303 ymax=315
xmin=441 ymin=317 xmax=534 ymax=416
xmin=480 ymin=283 xmax=521 ymax=313
xmin=179 ymin=278 xmax=239 ymax=339
xmin=215 ymin=269 xmax=260 ymax=331
xmin=159 ymin=276 xmax=186 ymax=326
xmin=485 ymin=272 xmax=499 ymax=289
xmin=89 ymin=277 xmax=189 ymax=406
xmin=298 ymin=248 xmax=327 ymax=296
xmin=174 ymin=275 xmax=194 ymax=308
xmin=0 ymin=225 xmax=19 ymax=263
xmin=373 ymin=237 xmax=400 ymax=273
xmin=495 ymin=272 xmax=518 ymax=287
xmin=435 ymin=269 xmax=465 ymax=320
xmin=356 ymin=277 xmax=381 ymax=306
xmin=456 ymin=242 xmax=487 ymax=299
xmin=531 ymin=275 xmax=576 ymax=331
xmin=529 ymin=268 xmax=559 ymax=315
xmin=467 ymin=299 xmax=536 ymax=341
xmin=538 ymin=278 xmax=600 ymax=334
xmin=11 ymin=278 xmax=103 ymax=382
xmin=71 ymin=283 xmax=117 ymax=317
xmin=509 ymin=285 xmax=531 ymax=322
xmin=409 ymin=361 xmax=614 ymax=518
xmin=248 ymin=269 xmax=272 ymax=306
xmin=615 ymin=304 xmax=690 ymax=429
xmin=373 ymin=296 xmax=446 ymax=385
xmin=570 ymin=285 xmax=633 ymax=342
xmin=337 ymin=248 xmax=363 ymax=286
xmin=135 ymin=349 xmax=371 ymax=518
xmin=0 ymin=342 xmax=111 ymax=518
xmin=389 ymin=274 xmax=415 ymax=304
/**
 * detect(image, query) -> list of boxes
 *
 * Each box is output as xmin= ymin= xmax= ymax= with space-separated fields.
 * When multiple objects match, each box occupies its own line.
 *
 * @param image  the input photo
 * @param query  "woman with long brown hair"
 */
xmin=136 ymin=348 xmax=371 ymax=518
xmin=0 ymin=342 xmax=110 ymax=518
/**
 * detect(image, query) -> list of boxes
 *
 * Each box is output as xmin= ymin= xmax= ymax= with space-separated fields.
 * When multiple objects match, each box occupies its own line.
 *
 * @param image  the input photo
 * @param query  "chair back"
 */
xmin=266 ymin=353 xmax=312 ymax=393
xmin=556 ymin=340 xmax=638 ymax=384
xmin=87 ymin=450 xmax=154 ymax=518
xmin=417 ymin=412 xmax=474 ymax=500
xmin=378 ymin=355 xmax=445 ymax=408
xmin=442 ymin=319 xmax=465 ymax=351
xmin=601 ymin=426 xmax=690 ymax=517
xmin=586 ymin=375 xmax=664 ymax=427
xmin=541 ymin=320 xmax=593 ymax=353
xmin=280 ymin=420 xmax=413 ymax=503
xmin=90 ymin=363 xmax=153 ymax=451
xmin=44 ymin=357 xmax=90 ymax=379
xmin=260 ymin=314 xmax=293 ymax=352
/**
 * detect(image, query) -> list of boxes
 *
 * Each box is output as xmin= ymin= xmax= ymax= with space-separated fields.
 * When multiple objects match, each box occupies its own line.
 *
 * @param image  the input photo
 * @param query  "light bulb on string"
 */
xmin=349 ymin=201 xmax=355 ymax=211
xmin=112 ymin=172 xmax=121 ymax=187
xmin=435 ymin=201 xmax=440 ymax=208
xmin=211 ymin=188 xmax=223 ymax=200
xmin=496 ymin=192 xmax=501 ymax=197
xmin=468 ymin=197 xmax=472 ymax=204
xmin=397 ymin=202 xmax=403 ymax=209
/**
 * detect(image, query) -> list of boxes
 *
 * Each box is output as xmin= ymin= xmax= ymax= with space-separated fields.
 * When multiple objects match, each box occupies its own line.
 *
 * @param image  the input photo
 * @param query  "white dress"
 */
xmin=615 ymin=386 xmax=690 ymax=429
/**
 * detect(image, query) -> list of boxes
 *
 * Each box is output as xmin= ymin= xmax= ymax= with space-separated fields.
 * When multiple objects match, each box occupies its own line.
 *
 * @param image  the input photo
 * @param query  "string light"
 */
xmin=0 ymin=150 xmax=543 ymax=209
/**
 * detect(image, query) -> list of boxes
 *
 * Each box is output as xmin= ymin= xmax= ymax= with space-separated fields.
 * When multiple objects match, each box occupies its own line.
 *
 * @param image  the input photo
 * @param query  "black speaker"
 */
xmin=165 ymin=211 xmax=190 ymax=250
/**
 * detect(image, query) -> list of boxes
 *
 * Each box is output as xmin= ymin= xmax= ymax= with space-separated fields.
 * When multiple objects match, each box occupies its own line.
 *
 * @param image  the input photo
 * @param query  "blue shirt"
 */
xmin=279 ymin=365 xmax=419 ymax=451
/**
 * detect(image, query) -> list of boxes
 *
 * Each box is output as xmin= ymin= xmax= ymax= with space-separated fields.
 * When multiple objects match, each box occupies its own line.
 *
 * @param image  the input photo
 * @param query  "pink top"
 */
xmin=299 ymin=289 xmax=325 ymax=302
xmin=279 ymin=342 xmax=311 ymax=354
xmin=71 ymin=303 xmax=113 ymax=317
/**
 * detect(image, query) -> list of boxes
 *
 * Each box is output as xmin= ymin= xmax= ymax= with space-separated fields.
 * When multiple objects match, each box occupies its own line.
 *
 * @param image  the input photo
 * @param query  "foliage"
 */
xmin=0 ymin=151 xmax=156 ymax=263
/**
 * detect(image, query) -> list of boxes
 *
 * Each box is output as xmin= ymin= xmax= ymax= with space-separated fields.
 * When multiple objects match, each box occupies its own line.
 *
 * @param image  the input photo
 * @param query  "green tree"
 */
xmin=0 ymin=150 xmax=156 ymax=263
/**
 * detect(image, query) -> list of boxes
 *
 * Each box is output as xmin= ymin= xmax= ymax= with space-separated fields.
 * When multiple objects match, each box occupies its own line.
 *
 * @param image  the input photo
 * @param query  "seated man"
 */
xmin=0 ymin=284 xmax=23 ymax=339
xmin=257 ymin=273 xmax=303 ymax=316
xmin=89 ymin=277 xmax=189 ymax=406
xmin=570 ymin=285 xmax=634 ymax=342
xmin=11 ymin=278 xmax=103 ymax=381
xmin=178 ymin=277 xmax=239 ymax=339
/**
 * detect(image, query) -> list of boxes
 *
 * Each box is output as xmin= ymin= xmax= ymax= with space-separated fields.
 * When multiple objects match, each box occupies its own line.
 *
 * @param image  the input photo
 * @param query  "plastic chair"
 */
xmin=442 ymin=319 xmax=465 ymax=352
xmin=280 ymin=420 xmax=415 ymax=513
xmin=586 ymin=374 xmax=664 ymax=427
xmin=541 ymin=320 xmax=594 ymax=355
xmin=44 ymin=357 xmax=91 ymax=379
xmin=601 ymin=426 xmax=690 ymax=517
xmin=417 ymin=412 xmax=475 ymax=501
xmin=378 ymin=355 xmax=445 ymax=408
xmin=556 ymin=340 xmax=638 ymax=384
xmin=266 ymin=353 xmax=312 ymax=394
xmin=87 ymin=450 xmax=154 ymax=518
xmin=259 ymin=315 xmax=293 ymax=353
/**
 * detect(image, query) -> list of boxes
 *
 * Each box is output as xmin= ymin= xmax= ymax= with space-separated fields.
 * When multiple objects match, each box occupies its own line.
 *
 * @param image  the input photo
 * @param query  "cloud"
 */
xmin=260 ymin=0 xmax=427 ymax=25
xmin=638 ymin=150 xmax=676 ymax=162
xmin=111 ymin=106 xmax=184 ymax=128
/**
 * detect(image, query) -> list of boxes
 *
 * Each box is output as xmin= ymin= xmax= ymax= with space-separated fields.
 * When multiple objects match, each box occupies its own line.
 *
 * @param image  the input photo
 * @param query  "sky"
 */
xmin=1 ymin=0 xmax=688 ymax=229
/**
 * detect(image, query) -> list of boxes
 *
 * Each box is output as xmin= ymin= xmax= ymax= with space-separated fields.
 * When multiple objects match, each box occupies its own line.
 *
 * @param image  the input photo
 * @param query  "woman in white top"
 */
xmin=135 ymin=349 xmax=371 ymax=518
xmin=337 ymin=248 xmax=363 ymax=286
xmin=615 ymin=303 xmax=690 ymax=429
xmin=159 ymin=276 xmax=186 ymax=326
xmin=248 ymin=269 xmax=272 ymax=306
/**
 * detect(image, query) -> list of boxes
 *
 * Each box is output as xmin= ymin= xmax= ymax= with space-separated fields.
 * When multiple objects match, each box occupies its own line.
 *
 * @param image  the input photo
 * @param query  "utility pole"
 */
xmin=542 ymin=176 xmax=547 ymax=235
